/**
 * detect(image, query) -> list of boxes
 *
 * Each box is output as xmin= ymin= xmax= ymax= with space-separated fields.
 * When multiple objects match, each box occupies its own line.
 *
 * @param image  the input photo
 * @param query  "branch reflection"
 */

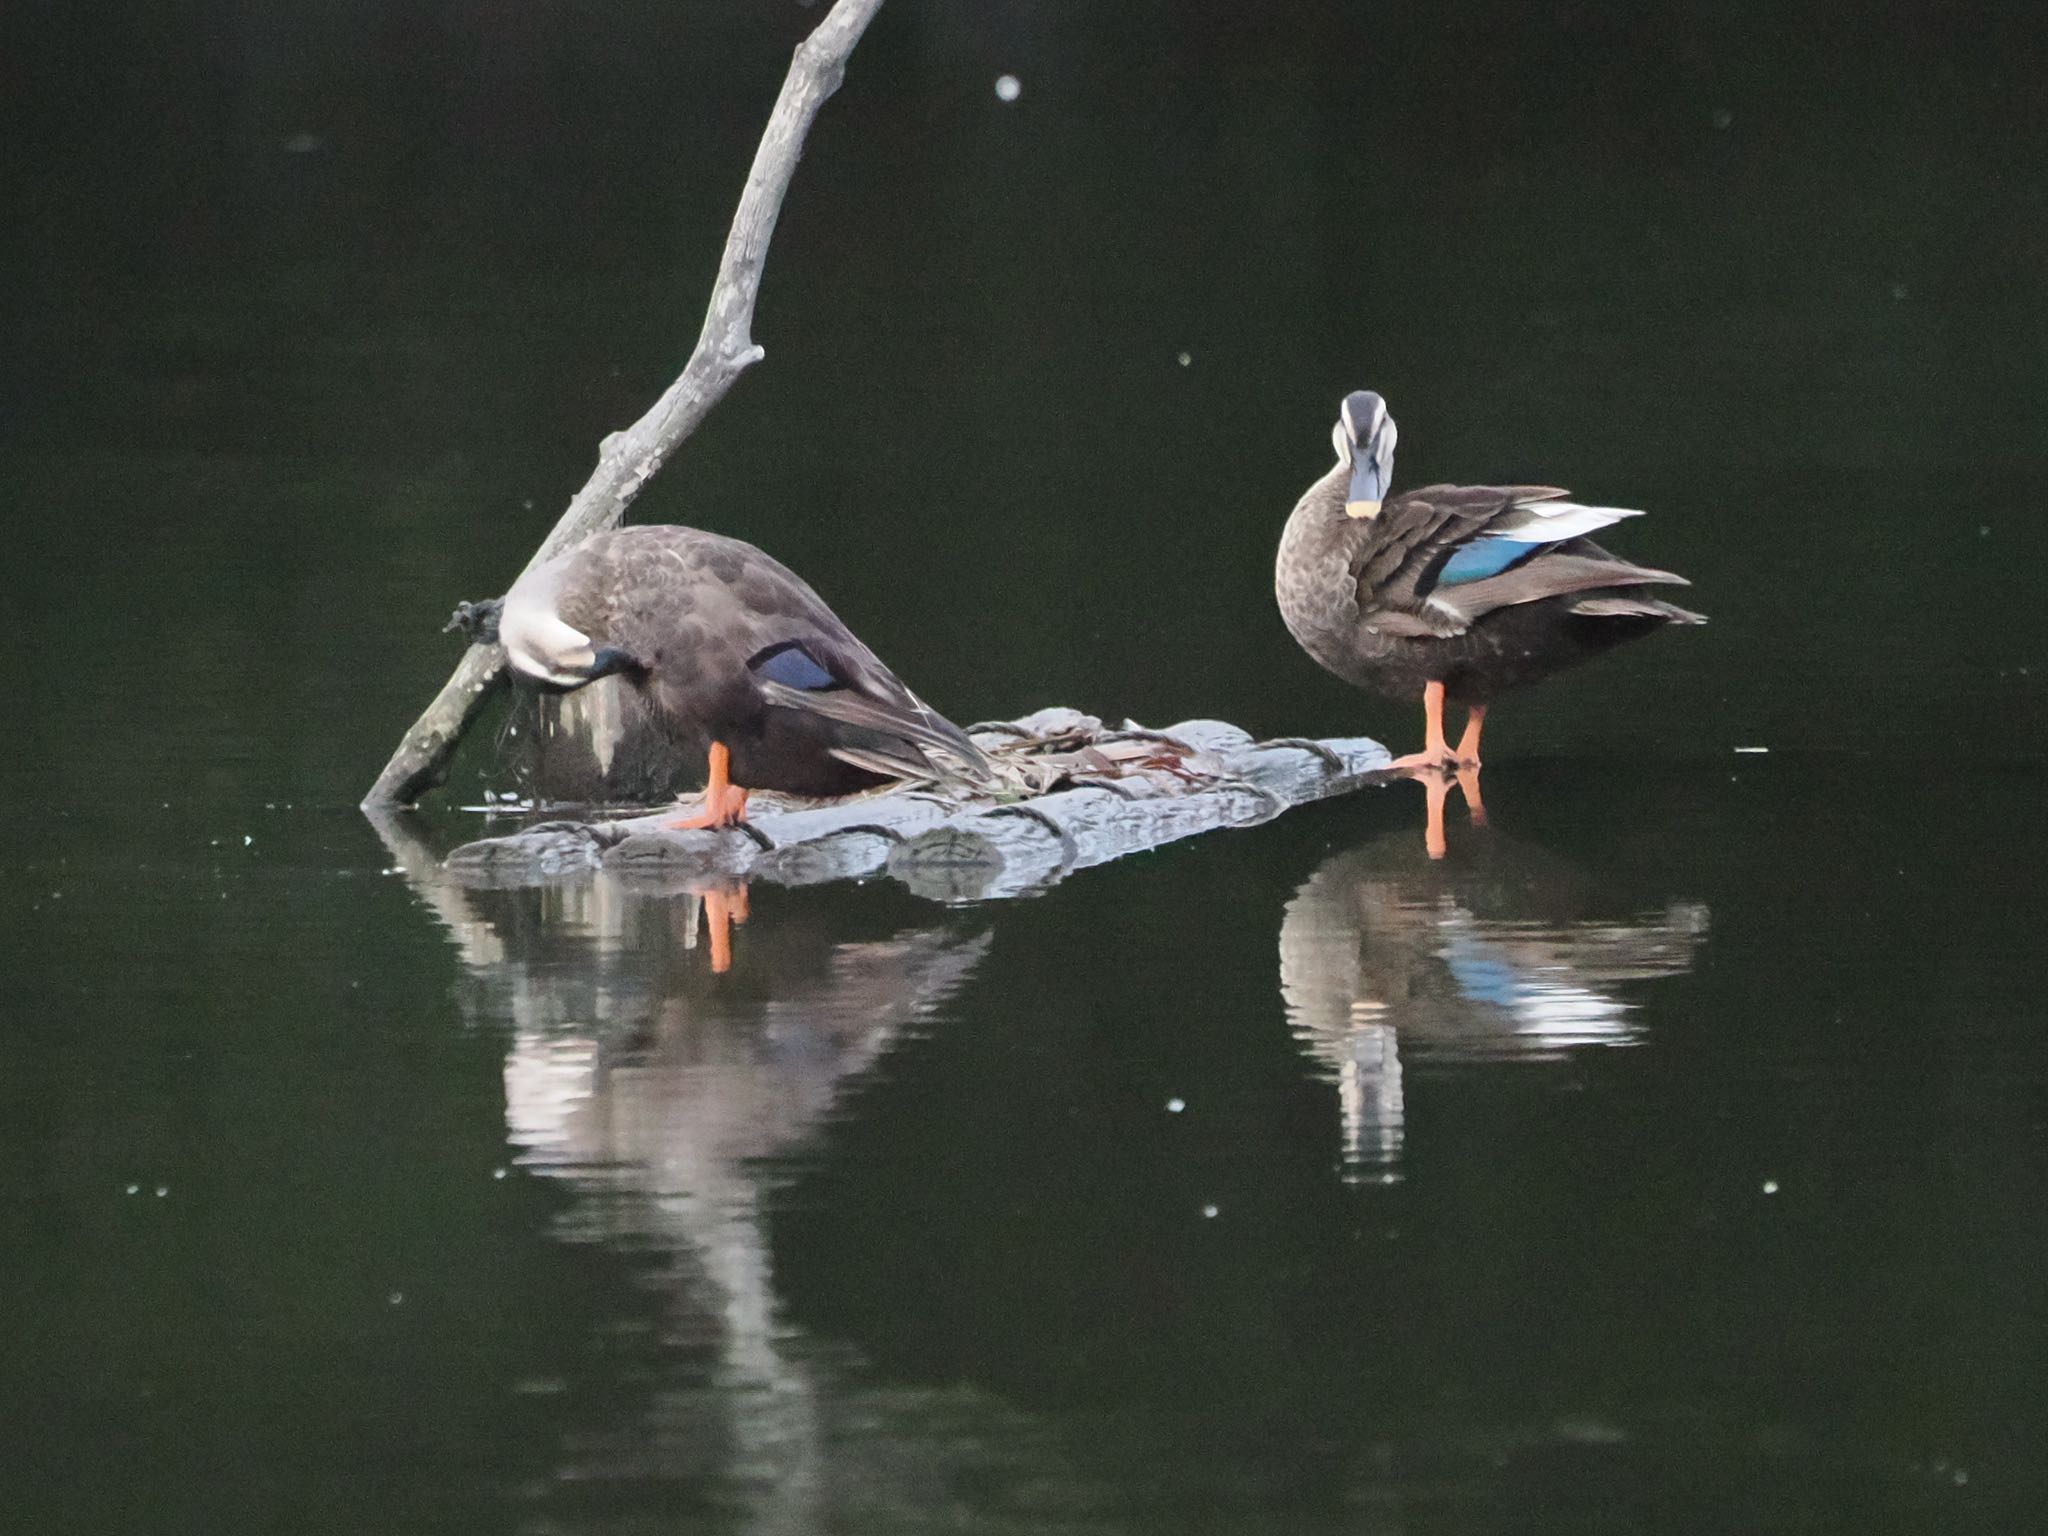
xmin=1280 ymin=818 xmax=1707 ymax=1180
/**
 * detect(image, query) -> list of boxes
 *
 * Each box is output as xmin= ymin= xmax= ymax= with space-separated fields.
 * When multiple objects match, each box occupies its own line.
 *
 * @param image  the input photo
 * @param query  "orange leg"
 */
xmin=666 ymin=741 xmax=751 ymax=830
xmin=1455 ymin=705 xmax=1486 ymax=769
xmin=1388 ymin=681 xmax=1455 ymax=772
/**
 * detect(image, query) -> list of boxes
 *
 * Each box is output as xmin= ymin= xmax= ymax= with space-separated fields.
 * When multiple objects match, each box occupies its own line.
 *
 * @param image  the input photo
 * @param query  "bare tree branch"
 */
xmin=362 ymin=0 xmax=888 ymax=810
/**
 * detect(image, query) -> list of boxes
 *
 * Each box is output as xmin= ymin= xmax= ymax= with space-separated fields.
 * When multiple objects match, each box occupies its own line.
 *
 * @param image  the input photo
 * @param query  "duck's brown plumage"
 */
xmin=1277 ymin=470 xmax=1701 ymax=707
xmin=499 ymin=526 xmax=988 ymax=800
xmin=1276 ymin=391 xmax=1702 ymax=764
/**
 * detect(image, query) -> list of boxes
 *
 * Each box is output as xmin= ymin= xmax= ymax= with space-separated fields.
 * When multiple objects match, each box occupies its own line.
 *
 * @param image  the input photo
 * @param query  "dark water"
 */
xmin=5 ymin=3 xmax=2047 ymax=1531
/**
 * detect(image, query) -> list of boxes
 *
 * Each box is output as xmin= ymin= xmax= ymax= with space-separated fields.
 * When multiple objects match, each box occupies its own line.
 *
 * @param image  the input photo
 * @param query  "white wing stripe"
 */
xmin=1492 ymin=500 xmax=1644 ymax=543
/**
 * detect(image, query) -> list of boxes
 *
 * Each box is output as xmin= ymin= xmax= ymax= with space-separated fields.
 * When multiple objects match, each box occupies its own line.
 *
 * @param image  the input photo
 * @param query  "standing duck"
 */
xmin=1276 ymin=391 xmax=1704 ymax=770
xmin=477 ymin=525 xmax=991 ymax=826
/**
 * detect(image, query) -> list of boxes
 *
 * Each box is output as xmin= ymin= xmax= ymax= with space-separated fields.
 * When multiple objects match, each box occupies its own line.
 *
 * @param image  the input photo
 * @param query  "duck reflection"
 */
xmin=493 ymin=887 xmax=991 ymax=1523
xmin=1279 ymin=817 xmax=1707 ymax=1179
xmin=369 ymin=811 xmax=994 ymax=1526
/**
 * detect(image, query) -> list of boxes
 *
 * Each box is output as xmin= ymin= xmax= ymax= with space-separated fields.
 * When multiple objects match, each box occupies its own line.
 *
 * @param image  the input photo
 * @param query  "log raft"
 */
xmin=442 ymin=709 xmax=1393 ymax=901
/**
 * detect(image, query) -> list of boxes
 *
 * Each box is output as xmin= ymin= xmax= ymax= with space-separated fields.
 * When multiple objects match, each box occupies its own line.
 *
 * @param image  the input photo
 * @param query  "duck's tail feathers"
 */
xmin=1570 ymin=595 xmax=1708 ymax=624
xmin=758 ymin=680 xmax=997 ymax=789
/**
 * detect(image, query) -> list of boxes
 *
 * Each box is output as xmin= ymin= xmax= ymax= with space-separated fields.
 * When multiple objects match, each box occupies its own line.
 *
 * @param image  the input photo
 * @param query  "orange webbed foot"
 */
xmin=1388 ymin=749 xmax=1461 ymax=775
xmin=1389 ymin=697 xmax=1484 ymax=775
xmin=1387 ymin=681 xmax=1469 ymax=775
xmin=665 ymin=784 xmax=750 ymax=830
xmin=664 ymin=741 xmax=752 ymax=830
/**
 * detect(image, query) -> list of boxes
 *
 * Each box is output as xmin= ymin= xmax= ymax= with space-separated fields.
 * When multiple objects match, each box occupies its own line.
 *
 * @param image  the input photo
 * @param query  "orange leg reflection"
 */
xmin=1455 ymin=704 xmax=1486 ymax=769
xmin=1457 ymin=763 xmax=1487 ymax=827
xmin=1415 ymin=762 xmax=1488 ymax=860
xmin=666 ymin=741 xmax=752 ymax=830
xmin=1419 ymin=769 xmax=1452 ymax=860
xmin=696 ymin=883 xmax=752 ymax=974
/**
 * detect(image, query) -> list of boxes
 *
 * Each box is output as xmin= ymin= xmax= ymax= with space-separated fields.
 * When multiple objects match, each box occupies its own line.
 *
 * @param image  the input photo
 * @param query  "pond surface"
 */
xmin=5 ymin=3 xmax=2046 ymax=1532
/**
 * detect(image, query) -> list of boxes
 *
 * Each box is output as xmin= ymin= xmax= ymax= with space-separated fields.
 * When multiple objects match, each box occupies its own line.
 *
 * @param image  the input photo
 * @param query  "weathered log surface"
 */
xmin=441 ymin=710 xmax=1394 ymax=901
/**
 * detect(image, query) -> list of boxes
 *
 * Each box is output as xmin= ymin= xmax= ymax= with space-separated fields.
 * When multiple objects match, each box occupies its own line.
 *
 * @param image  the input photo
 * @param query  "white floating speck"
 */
xmin=242 ymin=835 xmax=252 ymax=847
xmin=1177 ymin=351 xmax=1192 ymax=367
xmin=994 ymin=74 xmax=1022 ymax=103
xmin=1761 ymin=1179 xmax=1779 ymax=1194
xmin=388 ymin=1290 xmax=405 ymax=1306
xmin=155 ymin=1186 xmax=169 ymax=1198
xmin=1166 ymin=1097 xmax=1186 ymax=1113
xmin=1201 ymin=1203 xmax=1219 ymax=1219
xmin=492 ymin=1167 xmax=508 ymax=1180
xmin=125 ymin=1184 xmax=140 ymax=1196
xmin=1733 ymin=746 xmax=1769 ymax=754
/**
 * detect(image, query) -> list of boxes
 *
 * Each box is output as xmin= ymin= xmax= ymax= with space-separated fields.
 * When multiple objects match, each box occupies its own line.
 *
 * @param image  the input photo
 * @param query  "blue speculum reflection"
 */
xmin=1281 ymin=808 xmax=1707 ymax=1177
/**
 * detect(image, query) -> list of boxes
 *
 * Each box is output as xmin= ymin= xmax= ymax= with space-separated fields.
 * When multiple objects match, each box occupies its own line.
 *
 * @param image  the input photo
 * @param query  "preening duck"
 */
xmin=476 ymin=525 xmax=990 ymax=826
xmin=1275 ymin=390 xmax=1704 ymax=770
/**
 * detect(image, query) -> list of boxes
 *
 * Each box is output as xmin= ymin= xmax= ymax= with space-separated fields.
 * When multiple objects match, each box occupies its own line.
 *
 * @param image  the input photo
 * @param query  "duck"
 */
xmin=1276 ymin=390 xmax=1704 ymax=770
xmin=462 ymin=525 xmax=992 ymax=826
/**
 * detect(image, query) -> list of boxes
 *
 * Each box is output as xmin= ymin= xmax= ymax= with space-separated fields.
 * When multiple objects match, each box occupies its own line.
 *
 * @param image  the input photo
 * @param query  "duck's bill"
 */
xmin=1345 ymin=457 xmax=1385 ymax=518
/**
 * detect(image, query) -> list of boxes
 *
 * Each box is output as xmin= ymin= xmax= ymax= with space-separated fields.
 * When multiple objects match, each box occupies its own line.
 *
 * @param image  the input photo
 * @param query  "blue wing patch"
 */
xmin=750 ymin=641 xmax=841 ymax=691
xmin=1438 ymin=537 xmax=1538 ymax=585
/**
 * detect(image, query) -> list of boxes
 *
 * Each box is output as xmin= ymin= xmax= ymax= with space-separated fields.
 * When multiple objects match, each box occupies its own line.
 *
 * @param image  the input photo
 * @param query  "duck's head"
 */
xmin=1332 ymin=390 xmax=1398 ymax=518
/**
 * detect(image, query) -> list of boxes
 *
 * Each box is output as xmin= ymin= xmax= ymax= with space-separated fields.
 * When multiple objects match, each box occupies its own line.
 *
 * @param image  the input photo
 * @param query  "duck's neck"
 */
xmin=1275 ymin=461 xmax=1359 ymax=651
xmin=1276 ymin=462 xmax=1350 ymax=569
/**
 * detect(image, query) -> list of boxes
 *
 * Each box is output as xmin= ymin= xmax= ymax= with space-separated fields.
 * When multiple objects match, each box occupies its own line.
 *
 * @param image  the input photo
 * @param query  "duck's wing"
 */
xmin=1361 ymin=486 xmax=1691 ymax=636
xmin=718 ymin=553 xmax=995 ymax=789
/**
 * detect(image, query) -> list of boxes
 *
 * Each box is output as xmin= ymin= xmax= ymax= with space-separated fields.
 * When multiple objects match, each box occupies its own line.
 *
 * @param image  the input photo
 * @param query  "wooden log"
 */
xmin=361 ymin=0 xmax=889 ymax=810
xmin=437 ymin=715 xmax=1393 ymax=899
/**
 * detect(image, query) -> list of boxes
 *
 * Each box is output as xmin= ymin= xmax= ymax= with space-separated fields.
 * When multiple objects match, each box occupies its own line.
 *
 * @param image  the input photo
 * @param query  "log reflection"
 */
xmin=1279 ymin=820 xmax=1707 ymax=1179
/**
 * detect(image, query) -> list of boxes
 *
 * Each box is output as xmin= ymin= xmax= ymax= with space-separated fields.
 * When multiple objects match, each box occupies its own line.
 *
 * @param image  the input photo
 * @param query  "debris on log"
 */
xmin=438 ymin=709 xmax=1393 ymax=901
